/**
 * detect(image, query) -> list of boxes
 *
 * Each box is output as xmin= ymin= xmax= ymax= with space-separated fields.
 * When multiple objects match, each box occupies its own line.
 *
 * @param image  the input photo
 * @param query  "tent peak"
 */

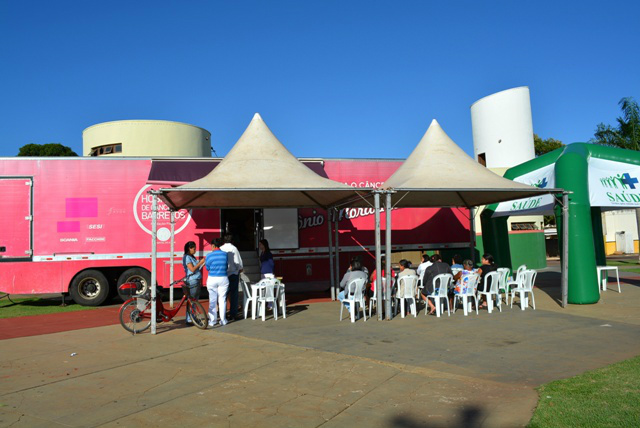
xmin=428 ymin=118 xmax=441 ymax=128
xmin=252 ymin=112 xmax=264 ymax=122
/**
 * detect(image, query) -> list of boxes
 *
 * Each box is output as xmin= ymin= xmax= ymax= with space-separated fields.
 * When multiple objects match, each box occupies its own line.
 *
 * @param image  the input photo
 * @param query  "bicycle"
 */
xmin=118 ymin=277 xmax=208 ymax=334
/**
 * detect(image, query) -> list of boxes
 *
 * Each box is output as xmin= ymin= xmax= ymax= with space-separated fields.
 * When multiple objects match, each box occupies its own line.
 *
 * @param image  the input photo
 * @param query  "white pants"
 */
xmin=206 ymin=276 xmax=229 ymax=325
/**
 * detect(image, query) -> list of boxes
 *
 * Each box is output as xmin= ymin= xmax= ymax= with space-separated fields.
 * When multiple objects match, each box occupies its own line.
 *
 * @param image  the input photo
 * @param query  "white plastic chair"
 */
xmin=368 ymin=283 xmax=378 ymax=318
xmin=274 ymin=278 xmax=286 ymax=319
xmin=394 ymin=275 xmax=419 ymax=318
xmin=511 ymin=269 xmax=537 ymax=310
xmin=496 ymin=268 xmax=511 ymax=305
xmin=369 ymin=276 xmax=394 ymax=318
xmin=257 ymin=278 xmax=279 ymax=321
xmin=477 ymin=271 xmax=501 ymax=313
xmin=416 ymin=270 xmax=426 ymax=302
xmin=453 ymin=274 xmax=479 ymax=316
xmin=340 ymin=277 xmax=367 ymax=322
xmin=240 ymin=279 xmax=254 ymax=320
xmin=506 ymin=265 xmax=527 ymax=296
xmin=426 ymin=273 xmax=452 ymax=317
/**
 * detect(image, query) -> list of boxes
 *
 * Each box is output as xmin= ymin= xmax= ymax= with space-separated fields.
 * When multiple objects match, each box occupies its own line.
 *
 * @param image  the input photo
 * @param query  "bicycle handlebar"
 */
xmin=169 ymin=277 xmax=189 ymax=287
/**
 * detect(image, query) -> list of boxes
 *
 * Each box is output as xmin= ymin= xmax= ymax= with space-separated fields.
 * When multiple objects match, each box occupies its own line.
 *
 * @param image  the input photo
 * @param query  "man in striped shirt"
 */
xmin=205 ymin=238 xmax=232 ymax=327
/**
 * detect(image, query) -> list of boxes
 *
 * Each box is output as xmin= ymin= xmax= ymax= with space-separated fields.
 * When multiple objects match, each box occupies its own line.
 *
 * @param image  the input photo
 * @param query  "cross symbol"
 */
xmin=621 ymin=173 xmax=639 ymax=189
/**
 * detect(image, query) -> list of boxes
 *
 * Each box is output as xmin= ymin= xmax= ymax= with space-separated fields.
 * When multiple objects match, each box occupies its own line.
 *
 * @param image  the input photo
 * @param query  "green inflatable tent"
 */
xmin=482 ymin=143 xmax=640 ymax=304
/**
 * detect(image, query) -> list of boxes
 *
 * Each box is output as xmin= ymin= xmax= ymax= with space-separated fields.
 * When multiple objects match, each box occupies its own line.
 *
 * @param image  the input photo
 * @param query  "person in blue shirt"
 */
xmin=451 ymin=254 xmax=464 ymax=270
xmin=259 ymin=239 xmax=275 ymax=279
xmin=205 ymin=238 xmax=231 ymax=327
xmin=182 ymin=241 xmax=205 ymax=324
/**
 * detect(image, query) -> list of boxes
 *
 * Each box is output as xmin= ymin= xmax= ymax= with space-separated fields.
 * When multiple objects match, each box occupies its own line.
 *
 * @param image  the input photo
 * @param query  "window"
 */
xmin=89 ymin=143 xmax=122 ymax=156
xmin=511 ymin=222 xmax=538 ymax=231
xmin=478 ymin=153 xmax=486 ymax=167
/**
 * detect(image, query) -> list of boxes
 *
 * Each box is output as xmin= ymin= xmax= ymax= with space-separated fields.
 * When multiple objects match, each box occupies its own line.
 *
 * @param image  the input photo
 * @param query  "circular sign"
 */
xmin=133 ymin=185 xmax=192 ymax=238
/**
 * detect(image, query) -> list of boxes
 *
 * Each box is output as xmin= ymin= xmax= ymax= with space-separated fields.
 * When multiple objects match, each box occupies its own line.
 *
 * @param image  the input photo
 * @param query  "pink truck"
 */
xmin=0 ymin=157 xmax=471 ymax=305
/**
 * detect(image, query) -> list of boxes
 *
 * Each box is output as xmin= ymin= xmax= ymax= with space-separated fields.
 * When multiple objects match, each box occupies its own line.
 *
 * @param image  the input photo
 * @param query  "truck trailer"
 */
xmin=0 ymin=157 xmax=472 ymax=305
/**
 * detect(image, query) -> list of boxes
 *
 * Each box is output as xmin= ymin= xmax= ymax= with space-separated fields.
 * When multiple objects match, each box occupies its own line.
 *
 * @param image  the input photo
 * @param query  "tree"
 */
xmin=18 ymin=143 xmax=78 ymax=157
xmin=591 ymin=97 xmax=640 ymax=150
xmin=534 ymin=134 xmax=564 ymax=156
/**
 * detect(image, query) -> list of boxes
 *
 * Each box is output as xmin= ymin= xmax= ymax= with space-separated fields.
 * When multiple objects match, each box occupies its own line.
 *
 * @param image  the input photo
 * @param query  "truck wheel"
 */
xmin=69 ymin=270 xmax=110 ymax=306
xmin=117 ymin=268 xmax=152 ymax=302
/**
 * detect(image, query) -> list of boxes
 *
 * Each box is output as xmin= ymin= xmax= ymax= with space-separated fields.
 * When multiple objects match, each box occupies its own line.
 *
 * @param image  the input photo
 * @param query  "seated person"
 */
xmin=453 ymin=259 xmax=477 ymax=294
xmin=338 ymin=259 xmax=368 ymax=309
xmin=476 ymin=253 xmax=498 ymax=307
xmin=451 ymin=254 xmax=464 ymax=270
xmin=415 ymin=253 xmax=432 ymax=277
xmin=420 ymin=254 xmax=453 ymax=314
xmin=346 ymin=255 xmax=369 ymax=278
xmin=397 ymin=259 xmax=417 ymax=296
xmin=369 ymin=266 xmax=396 ymax=298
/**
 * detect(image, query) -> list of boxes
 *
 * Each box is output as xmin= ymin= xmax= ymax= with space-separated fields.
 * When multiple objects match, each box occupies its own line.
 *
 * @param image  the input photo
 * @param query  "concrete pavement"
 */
xmin=1 ymin=271 xmax=639 ymax=428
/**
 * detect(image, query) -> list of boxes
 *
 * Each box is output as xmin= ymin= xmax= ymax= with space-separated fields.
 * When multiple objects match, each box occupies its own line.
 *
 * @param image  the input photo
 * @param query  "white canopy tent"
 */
xmin=149 ymin=114 xmax=372 ymax=333
xmin=159 ymin=114 xmax=366 ymax=210
xmin=368 ymin=120 xmax=565 ymax=318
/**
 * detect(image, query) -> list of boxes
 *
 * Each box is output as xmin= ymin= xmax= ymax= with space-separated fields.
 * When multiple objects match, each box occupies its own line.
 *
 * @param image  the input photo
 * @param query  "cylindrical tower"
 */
xmin=82 ymin=120 xmax=211 ymax=157
xmin=471 ymin=86 xmax=535 ymax=169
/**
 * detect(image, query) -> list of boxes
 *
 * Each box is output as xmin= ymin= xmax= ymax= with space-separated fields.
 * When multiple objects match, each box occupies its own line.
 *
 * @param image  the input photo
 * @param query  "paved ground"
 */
xmin=1 ymin=269 xmax=639 ymax=428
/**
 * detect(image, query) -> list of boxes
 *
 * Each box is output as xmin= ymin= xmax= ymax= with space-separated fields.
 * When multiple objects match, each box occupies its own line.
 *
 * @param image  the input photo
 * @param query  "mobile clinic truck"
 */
xmin=0 ymin=157 xmax=471 ymax=305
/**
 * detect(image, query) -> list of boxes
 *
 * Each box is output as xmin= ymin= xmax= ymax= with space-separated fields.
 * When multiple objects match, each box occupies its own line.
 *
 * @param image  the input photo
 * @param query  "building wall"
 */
xmin=602 ymin=209 xmax=639 ymax=254
xmin=82 ymin=120 xmax=211 ymax=157
xmin=471 ymin=86 xmax=535 ymax=169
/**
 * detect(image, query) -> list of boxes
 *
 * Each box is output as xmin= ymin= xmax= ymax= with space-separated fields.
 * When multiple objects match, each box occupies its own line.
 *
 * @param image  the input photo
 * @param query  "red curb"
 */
xmin=0 ymin=296 xmax=332 ymax=340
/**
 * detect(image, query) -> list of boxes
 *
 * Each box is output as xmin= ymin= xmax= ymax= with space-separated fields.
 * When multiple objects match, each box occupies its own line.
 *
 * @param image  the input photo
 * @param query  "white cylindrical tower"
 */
xmin=82 ymin=120 xmax=211 ymax=157
xmin=471 ymin=86 xmax=535 ymax=169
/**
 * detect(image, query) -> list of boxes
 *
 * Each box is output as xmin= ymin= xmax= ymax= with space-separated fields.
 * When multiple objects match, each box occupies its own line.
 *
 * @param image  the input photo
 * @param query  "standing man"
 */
xmin=204 ymin=239 xmax=231 ymax=327
xmin=221 ymin=233 xmax=243 ymax=320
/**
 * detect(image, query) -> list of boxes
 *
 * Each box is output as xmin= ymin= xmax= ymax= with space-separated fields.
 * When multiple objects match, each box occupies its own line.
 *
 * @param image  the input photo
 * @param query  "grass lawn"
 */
xmin=0 ymin=296 xmax=96 ymax=319
xmin=606 ymin=259 xmax=640 ymax=274
xmin=529 ymin=355 xmax=640 ymax=428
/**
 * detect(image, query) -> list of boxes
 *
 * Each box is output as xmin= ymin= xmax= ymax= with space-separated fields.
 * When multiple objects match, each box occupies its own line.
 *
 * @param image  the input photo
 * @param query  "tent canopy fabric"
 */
xmin=158 ymin=114 xmax=370 ymax=210
xmin=380 ymin=120 xmax=557 ymax=207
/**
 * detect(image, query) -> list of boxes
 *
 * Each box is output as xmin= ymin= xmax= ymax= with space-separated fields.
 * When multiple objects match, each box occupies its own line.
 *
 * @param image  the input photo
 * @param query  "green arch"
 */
xmin=482 ymin=143 xmax=640 ymax=304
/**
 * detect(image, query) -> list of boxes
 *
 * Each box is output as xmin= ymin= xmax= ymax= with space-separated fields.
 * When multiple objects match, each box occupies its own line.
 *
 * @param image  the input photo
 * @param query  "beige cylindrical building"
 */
xmin=83 ymin=120 xmax=211 ymax=157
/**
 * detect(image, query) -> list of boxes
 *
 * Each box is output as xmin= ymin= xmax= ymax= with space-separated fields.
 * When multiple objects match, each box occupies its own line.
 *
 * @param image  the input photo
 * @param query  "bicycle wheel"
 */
xmin=119 ymin=300 xmax=152 ymax=334
xmin=187 ymin=300 xmax=208 ymax=330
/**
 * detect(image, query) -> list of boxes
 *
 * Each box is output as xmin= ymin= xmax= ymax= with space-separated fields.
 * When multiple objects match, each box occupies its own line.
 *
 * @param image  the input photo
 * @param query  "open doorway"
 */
xmin=220 ymin=209 xmax=262 ymax=251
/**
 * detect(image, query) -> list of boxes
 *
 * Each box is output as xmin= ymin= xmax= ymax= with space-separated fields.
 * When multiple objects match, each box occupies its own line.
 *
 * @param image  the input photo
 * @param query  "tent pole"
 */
xmin=469 ymin=207 xmax=476 ymax=265
xmin=374 ymin=192 xmax=383 ymax=320
xmin=334 ymin=210 xmax=340 ymax=297
xmin=384 ymin=191 xmax=393 ymax=320
xmin=151 ymin=193 xmax=158 ymax=335
xmin=169 ymin=210 xmax=175 ymax=308
xmin=328 ymin=208 xmax=335 ymax=301
xmin=562 ymin=193 xmax=569 ymax=308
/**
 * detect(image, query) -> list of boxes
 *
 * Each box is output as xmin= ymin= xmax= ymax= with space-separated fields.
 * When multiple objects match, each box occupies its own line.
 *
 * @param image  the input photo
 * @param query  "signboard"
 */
xmin=589 ymin=158 xmax=640 ymax=207
xmin=493 ymin=164 xmax=555 ymax=217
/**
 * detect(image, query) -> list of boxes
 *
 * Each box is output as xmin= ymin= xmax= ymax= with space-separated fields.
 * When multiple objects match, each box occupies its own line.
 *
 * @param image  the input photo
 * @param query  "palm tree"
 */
xmin=591 ymin=97 xmax=640 ymax=150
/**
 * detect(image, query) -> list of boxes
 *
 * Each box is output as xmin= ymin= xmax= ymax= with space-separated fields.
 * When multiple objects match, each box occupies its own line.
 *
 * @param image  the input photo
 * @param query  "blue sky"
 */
xmin=1 ymin=0 xmax=639 ymax=159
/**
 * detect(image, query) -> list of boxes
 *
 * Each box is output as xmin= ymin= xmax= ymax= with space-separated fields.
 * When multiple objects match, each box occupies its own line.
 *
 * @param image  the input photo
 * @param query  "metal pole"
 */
xmin=328 ymin=208 xmax=335 ymax=300
xmin=374 ymin=192 xmax=383 ymax=320
xmin=169 ymin=210 xmax=175 ymax=308
xmin=469 ymin=207 xmax=476 ymax=265
xmin=384 ymin=192 xmax=393 ymax=320
xmin=562 ymin=193 xmax=569 ymax=308
xmin=151 ymin=193 xmax=158 ymax=335
xmin=334 ymin=210 xmax=340 ymax=295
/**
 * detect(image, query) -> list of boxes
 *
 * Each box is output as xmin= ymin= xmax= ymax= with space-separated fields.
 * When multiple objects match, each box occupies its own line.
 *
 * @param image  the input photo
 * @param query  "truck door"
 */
xmin=0 ymin=177 xmax=33 ymax=260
